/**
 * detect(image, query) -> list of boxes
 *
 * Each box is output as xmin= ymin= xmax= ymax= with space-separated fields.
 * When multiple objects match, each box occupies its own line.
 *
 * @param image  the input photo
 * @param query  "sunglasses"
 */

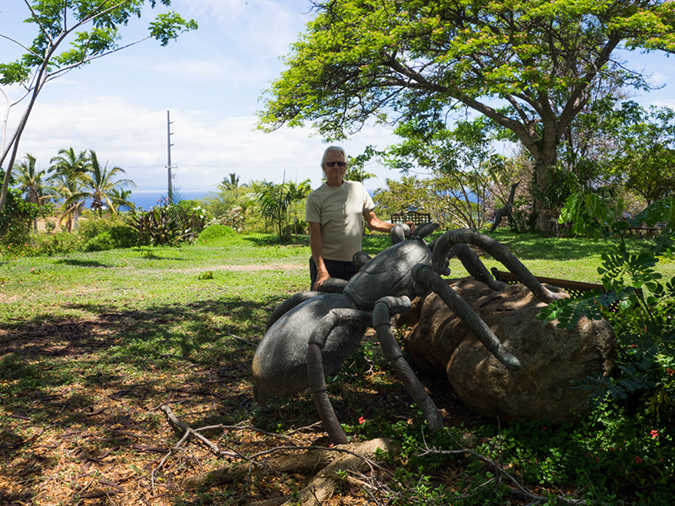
xmin=324 ymin=161 xmax=346 ymax=168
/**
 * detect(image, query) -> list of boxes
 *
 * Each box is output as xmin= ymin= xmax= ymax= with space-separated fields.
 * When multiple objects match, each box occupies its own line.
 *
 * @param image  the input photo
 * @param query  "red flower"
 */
xmin=358 ymin=416 xmax=366 ymax=425
xmin=635 ymin=456 xmax=643 ymax=463
xmin=651 ymin=430 xmax=659 ymax=439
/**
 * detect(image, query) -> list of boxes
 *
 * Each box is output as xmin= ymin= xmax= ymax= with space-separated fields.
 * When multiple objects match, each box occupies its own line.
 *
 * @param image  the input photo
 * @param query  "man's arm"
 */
xmin=363 ymin=209 xmax=397 ymax=233
xmin=309 ymin=221 xmax=331 ymax=290
xmin=364 ymin=209 xmax=416 ymax=234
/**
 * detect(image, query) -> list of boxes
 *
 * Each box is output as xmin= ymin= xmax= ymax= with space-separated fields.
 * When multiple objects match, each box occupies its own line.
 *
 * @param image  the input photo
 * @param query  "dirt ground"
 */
xmin=1 ymin=300 xmax=490 ymax=506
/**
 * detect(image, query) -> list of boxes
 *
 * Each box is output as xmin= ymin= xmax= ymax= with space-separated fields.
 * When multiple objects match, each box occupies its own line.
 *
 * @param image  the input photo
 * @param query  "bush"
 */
xmin=108 ymin=225 xmax=137 ymax=248
xmin=196 ymin=224 xmax=241 ymax=246
xmin=131 ymin=202 xmax=208 ymax=246
xmin=75 ymin=215 xmax=138 ymax=251
xmin=84 ymin=231 xmax=116 ymax=252
xmin=78 ymin=215 xmax=130 ymax=240
xmin=1 ymin=231 xmax=83 ymax=259
xmin=0 ymin=188 xmax=37 ymax=246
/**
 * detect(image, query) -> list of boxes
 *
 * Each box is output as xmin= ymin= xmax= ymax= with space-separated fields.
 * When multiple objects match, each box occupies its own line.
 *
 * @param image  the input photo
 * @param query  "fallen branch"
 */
xmin=154 ymin=404 xmax=240 ymax=493
xmin=227 ymin=330 xmax=258 ymax=347
xmin=183 ymin=438 xmax=400 ymax=506
xmin=160 ymin=404 xmax=236 ymax=457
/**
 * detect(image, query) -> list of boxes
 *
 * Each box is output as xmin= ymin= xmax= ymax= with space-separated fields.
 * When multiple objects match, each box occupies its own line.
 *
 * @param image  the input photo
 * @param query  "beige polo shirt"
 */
xmin=305 ymin=181 xmax=375 ymax=262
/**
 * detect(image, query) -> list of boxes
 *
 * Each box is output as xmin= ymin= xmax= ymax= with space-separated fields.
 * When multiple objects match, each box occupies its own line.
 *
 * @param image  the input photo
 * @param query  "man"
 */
xmin=305 ymin=146 xmax=397 ymax=291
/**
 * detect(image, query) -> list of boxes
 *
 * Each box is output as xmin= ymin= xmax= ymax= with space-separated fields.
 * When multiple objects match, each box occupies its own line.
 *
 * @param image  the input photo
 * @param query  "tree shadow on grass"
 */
xmin=56 ymin=259 xmax=112 ymax=268
xmin=0 ymin=290 xmax=476 ymax=505
xmin=242 ymin=235 xmax=310 ymax=248
xmin=0 ymin=293 xmax=288 ymax=467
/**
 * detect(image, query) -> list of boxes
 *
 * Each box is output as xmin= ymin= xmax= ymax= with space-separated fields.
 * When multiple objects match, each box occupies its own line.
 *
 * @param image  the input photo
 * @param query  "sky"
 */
xmin=2 ymin=1 xmax=675 ymax=199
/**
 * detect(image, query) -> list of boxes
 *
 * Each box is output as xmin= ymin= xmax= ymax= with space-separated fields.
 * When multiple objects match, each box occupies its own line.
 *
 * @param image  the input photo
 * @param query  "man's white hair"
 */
xmin=321 ymin=146 xmax=347 ymax=166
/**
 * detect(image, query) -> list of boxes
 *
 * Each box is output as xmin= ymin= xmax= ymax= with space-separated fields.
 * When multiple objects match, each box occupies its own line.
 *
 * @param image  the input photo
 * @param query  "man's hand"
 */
xmin=312 ymin=270 xmax=331 ymax=291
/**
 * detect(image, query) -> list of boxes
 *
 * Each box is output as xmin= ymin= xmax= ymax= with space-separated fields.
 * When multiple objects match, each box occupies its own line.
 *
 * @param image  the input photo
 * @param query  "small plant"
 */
xmin=84 ymin=231 xmax=116 ymax=251
xmin=198 ymin=271 xmax=214 ymax=280
xmin=542 ymin=197 xmax=675 ymax=417
xmin=131 ymin=200 xmax=208 ymax=246
xmin=140 ymin=249 xmax=160 ymax=259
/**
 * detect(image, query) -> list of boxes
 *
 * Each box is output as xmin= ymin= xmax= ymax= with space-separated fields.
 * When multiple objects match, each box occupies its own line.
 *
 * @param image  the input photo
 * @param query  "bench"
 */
xmin=627 ymin=226 xmax=662 ymax=237
xmin=490 ymin=268 xmax=604 ymax=299
xmin=489 ymin=268 xmax=638 ymax=313
xmin=390 ymin=211 xmax=431 ymax=226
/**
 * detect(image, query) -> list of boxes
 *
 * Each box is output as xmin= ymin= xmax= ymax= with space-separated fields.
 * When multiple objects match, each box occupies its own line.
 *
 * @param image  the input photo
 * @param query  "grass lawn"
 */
xmin=1 ymin=229 xmax=673 ymax=505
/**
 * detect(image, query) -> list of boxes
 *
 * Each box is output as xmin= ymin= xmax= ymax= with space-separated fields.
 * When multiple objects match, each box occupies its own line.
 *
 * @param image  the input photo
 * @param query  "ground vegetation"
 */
xmin=2 ymin=219 xmax=675 ymax=504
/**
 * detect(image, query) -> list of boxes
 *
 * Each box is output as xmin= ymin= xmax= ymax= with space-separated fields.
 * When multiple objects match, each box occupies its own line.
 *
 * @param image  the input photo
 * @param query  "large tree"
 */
xmin=0 ymin=0 xmax=197 ymax=215
xmin=258 ymin=0 xmax=675 ymax=232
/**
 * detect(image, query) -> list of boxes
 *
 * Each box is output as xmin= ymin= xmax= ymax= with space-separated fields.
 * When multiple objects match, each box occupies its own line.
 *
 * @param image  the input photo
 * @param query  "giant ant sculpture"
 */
xmin=252 ymin=224 xmax=564 ymax=444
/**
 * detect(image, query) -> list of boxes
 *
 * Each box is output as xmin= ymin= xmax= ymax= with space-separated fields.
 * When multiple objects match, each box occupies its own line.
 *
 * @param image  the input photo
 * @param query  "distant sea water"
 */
xmin=129 ymin=188 xmax=377 ymax=211
xmin=129 ymin=190 xmax=210 ymax=210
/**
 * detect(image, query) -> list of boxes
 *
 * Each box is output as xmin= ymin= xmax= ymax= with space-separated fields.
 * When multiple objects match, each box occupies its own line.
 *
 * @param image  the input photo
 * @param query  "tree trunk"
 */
xmin=532 ymin=147 xmax=558 ymax=235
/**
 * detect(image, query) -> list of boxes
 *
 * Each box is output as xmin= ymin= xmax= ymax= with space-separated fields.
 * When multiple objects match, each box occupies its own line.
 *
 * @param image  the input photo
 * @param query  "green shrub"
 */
xmin=71 ymin=215 xmax=138 ymax=251
xmin=78 ymin=215 xmax=130 ymax=241
xmin=131 ymin=202 xmax=208 ymax=246
xmin=196 ymin=224 xmax=241 ymax=246
xmin=541 ymin=198 xmax=675 ymax=424
xmin=84 ymin=231 xmax=116 ymax=251
xmin=108 ymin=225 xmax=137 ymax=248
xmin=0 ymin=187 xmax=37 ymax=246
xmin=1 ymin=231 xmax=83 ymax=259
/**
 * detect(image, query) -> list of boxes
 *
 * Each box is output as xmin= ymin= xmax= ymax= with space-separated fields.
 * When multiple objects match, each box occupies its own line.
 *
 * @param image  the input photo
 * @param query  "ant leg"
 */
xmin=446 ymin=243 xmax=507 ymax=291
xmin=373 ymin=296 xmax=444 ymax=431
xmin=433 ymin=229 xmax=565 ymax=303
xmin=307 ymin=308 xmax=371 ymax=444
xmin=414 ymin=265 xmax=521 ymax=372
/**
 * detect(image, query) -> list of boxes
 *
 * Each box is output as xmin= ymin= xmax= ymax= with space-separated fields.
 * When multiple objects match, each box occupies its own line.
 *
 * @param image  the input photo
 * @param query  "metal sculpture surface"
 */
xmin=252 ymin=224 xmax=564 ymax=444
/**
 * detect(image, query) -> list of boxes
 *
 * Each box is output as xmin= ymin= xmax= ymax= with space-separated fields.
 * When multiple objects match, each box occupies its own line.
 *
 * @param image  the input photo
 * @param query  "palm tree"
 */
xmin=49 ymin=171 xmax=86 ymax=232
xmin=13 ymin=154 xmax=49 ymax=229
xmin=48 ymin=148 xmax=88 ymax=231
xmin=253 ymin=179 xmax=311 ymax=240
xmin=220 ymin=173 xmax=241 ymax=191
xmin=49 ymin=147 xmax=87 ymax=179
xmin=69 ymin=150 xmax=136 ymax=215
xmin=109 ymin=187 xmax=136 ymax=212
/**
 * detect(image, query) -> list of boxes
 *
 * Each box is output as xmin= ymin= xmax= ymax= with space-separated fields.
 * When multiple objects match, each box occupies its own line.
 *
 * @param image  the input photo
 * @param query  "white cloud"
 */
xmin=177 ymin=0 xmax=312 ymax=56
xmin=10 ymin=94 xmax=398 ymax=194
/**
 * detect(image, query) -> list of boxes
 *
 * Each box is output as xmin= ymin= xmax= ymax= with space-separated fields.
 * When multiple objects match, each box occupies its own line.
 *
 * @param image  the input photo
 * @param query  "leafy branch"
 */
xmin=0 ymin=0 xmax=197 ymax=214
xmin=540 ymin=196 xmax=675 ymax=411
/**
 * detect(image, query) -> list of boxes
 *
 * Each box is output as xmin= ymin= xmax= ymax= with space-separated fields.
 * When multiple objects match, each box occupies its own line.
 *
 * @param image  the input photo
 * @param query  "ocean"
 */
xmin=129 ymin=190 xmax=211 ymax=210
xmin=128 ymin=188 xmax=377 ymax=211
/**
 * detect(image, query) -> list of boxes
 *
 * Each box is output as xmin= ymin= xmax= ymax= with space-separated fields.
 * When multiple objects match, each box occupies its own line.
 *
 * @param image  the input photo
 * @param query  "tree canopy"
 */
xmin=258 ymin=0 xmax=675 ymax=232
xmin=608 ymin=102 xmax=675 ymax=205
xmin=0 ymin=0 xmax=197 ymax=215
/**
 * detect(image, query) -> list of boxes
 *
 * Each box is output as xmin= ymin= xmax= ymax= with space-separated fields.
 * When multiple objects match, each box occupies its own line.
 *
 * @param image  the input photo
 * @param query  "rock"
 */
xmin=403 ymin=278 xmax=616 ymax=424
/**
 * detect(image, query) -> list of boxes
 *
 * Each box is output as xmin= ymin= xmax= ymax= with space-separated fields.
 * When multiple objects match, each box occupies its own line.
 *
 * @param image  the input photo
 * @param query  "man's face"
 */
xmin=322 ymin=151 xmax=347 ymax=186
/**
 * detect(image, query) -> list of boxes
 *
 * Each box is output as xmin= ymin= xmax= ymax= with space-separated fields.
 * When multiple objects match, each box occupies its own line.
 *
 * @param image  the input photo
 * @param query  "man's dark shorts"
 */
xmin=309 ymin=257 xmax=359 ymax=290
